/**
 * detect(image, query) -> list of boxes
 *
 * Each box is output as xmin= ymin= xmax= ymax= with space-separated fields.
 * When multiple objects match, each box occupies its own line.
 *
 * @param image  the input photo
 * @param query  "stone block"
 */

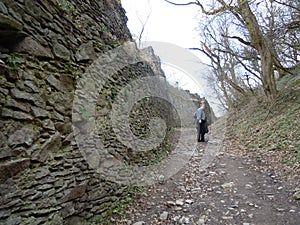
xmin=14 ymin=37 xmax=54 ymax=59
xmin=31 ymin=106 xmax=50 ymax=118
xmin=0 ymin=13 xmax=23 ymax=30
xmin=0 ymin=158 xmax=30 ymax=181
xmin=52 ymin=111 xmax=65 ymax=122
xmin=8 ymin=124 xmax=39 ymax=147
xmin=75 ymin=41 xmax=96 ymax=62
xmin=5 ymin=215 xmax=21 ymax=225
xmin=62 ymin=202 xmax=75 ymax=218
xmin=61 ymin=184 xmax=87 ymax=202
xmin=0 ymin=2 xmax=8 ymax=14
xmin=10 ymin=88 xmax=45 ymax=108
xmin=42 ymin=119 xmax=56 ymax=131
xmin=0 ymin=210 xmax=10 ymax=220
xmin=53 ymin=42 xmax=70 ymax=60
xmin=32 ymin=131 xmax=61 ymax=162
xmin=1 ymin=108 xmax=33 ymax=120
xmin=30 ymin=207 xmax=61 ymax=217
xmin=24 ymin=80 xmax=39 ymax=93
xmin=54 ymin=122 xmax=72 ymax=135
xmin=46 ymin=75 xmax=70 ymax=93
xmin=5 ymin=98 xmax=31 ymax=112
xmin=0 ymin=147 xmax=12 ymax=159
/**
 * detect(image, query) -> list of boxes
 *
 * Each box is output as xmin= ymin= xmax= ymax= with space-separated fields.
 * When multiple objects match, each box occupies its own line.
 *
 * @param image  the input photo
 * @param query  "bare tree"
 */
xmin=164 ymin=0 xmax=300 ymax=98
xmin=137 ymin=11 xmax=151 ymax=47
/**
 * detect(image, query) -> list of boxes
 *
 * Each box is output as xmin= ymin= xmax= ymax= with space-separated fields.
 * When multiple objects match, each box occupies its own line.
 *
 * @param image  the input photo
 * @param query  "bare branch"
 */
xmin=235 ymin=57 xmax=262 ymax=81
xmin=273 ymin=0 xmax=300 ymax=12
xmin=189 ymin=46 xmax=247 ymax=96
xmin=215 ymin=48 xmax=260 ymax=61
xmin=188 ymin=47 xmax=216 ymax=62
xmin=137 ymin=12 xmax=151 ymax=47
xmin=163 ymin=0 xmax=199 ymax=6
xmin=164 ymin=0 xmax=228 ymax=15
xmin=222 ymin=34 xmax=253 ymax=47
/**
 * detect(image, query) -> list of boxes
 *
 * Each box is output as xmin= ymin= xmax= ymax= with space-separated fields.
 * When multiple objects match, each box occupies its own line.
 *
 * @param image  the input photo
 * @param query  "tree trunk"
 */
xmin=260 ymin=46 xmax=277 ymax=96
xmin=237 ymin=0 xmax=277 ymax=97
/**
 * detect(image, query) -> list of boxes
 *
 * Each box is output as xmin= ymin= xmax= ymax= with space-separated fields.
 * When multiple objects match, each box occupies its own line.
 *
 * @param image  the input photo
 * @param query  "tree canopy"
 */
xmin=165 ymin=0 xmax=299 ymax=108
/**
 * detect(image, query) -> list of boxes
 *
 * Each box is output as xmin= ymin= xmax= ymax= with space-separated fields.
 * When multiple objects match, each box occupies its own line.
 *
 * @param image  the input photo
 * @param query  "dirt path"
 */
xmin=113 ymin=127 xmax=300 ymax=225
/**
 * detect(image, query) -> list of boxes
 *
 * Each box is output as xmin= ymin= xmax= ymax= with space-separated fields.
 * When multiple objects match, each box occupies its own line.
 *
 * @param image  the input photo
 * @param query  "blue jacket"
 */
xmin=194 ymin=108 xmax=206 ymax=128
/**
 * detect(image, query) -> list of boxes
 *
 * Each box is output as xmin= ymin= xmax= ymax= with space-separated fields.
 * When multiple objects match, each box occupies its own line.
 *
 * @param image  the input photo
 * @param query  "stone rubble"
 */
xmin=115 ymin=129 xmax=300 ymax=225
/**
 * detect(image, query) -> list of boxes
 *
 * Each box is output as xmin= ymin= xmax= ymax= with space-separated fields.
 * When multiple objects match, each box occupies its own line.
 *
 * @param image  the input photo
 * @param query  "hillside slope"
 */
xmin=225 ymin=72 xmax=300 ymax=184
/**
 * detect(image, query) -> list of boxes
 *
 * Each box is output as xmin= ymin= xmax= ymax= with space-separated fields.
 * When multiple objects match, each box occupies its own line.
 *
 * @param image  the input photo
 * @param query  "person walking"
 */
xmin=194 ymin=102 xmax=207 ymax=142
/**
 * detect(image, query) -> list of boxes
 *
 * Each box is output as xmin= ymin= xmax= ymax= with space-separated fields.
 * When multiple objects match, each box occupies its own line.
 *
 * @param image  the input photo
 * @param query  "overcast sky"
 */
xmin=121 ymin=0 xmax=223 ymax=115
xmin=122 ymin=0 xmax=201 ymax=45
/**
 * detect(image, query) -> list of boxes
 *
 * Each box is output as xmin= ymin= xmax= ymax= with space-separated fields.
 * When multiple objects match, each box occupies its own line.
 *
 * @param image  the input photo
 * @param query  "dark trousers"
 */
xmin=197 ymin=120 xmax=206 ymax=142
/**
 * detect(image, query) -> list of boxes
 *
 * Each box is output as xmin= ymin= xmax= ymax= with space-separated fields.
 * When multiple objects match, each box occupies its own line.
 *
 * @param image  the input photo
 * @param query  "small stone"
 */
xmin=186 ymin=199 xmax=193 ymax=204
xmin=133 ymin=222 xmax=145 ymax=225
xmin=222 ymin=216 xmax=233 ymax=220
xmin=248 ymin=202 xmax=254 ymax=207
xmin=173 ymin=216 xmax=180 ymax=222
xmin=158 ymin=175 xmax=165 ymax=184
xmin=221 ymin=182 xmax=235 ymax=189
xmin=176 ymin=199 xmax=184 ymax=206
xmin=267 ymin=195 xmax=274 ymax=200
xmin=167 ymin=201 xmax=176 ymax=206
xmin=179 ymin=216 xmax=190 ymax=224
xmin=293 ymin=191 xmax=300 ymax=200
xmin=245 ymin=184 xmax=252 ymax=189
xmin=196 ymin=215 xmax=207 ymax=225
xmin=159 ymin=211 xmax=168 ymax=220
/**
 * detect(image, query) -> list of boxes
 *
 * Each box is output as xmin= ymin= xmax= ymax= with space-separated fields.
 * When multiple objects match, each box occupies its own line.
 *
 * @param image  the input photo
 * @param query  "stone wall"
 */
xmin=0 ymin=1 xmax=177 ymax=224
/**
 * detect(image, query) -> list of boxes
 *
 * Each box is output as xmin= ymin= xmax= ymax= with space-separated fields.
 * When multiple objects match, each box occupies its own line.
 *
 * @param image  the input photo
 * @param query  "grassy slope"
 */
xmin=225 ymin=73 xmax=300 ymax=184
